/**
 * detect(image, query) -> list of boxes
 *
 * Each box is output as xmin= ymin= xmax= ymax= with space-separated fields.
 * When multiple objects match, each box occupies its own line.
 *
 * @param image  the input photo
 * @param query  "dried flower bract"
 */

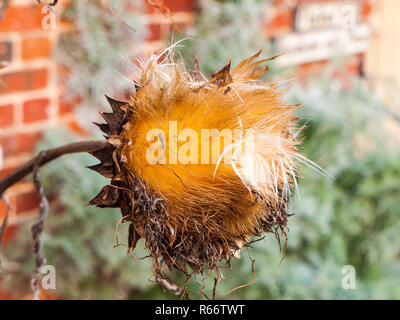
xmin=88 ymin=45 xmax=302 ymax=294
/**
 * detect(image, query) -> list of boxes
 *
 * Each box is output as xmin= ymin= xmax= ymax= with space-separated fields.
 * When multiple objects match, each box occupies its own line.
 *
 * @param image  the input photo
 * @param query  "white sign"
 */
xmin=295 ymin=1 xmax=361 ymax=31
xmin=274 ymin=24 xmax=370 ymax=66
xmin=273 ymin=1 xmax=371 ymax=66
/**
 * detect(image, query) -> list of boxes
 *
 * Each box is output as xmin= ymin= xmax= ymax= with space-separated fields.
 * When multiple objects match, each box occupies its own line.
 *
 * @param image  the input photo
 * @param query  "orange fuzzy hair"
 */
xmin=88 ymin=46 xmax=305 ymax=292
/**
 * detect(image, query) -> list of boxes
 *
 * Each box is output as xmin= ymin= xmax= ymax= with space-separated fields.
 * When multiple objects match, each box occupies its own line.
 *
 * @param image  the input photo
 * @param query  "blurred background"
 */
xmin=0 ymin=0 xmax=399 ymax=299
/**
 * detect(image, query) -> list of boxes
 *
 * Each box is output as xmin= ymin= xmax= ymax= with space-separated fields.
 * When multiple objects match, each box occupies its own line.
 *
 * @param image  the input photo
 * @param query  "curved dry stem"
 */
xmin=30 ymin=151 xmax=50 ymax=300
xmin=0 ymin=140 xmax=108 ymax=196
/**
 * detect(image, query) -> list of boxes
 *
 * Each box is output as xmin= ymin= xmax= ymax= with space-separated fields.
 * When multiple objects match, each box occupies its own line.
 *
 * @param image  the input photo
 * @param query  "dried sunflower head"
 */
xmin=88 ymin=47 xmax=302 ymax=293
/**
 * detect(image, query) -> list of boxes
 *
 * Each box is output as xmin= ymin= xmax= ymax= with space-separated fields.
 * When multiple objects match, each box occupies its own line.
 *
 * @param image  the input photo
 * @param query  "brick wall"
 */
xmin=0 ymin=1 xmax=58 ymax=245
xmin=0 ymin=0 xmax=372 ymax=298
xmin=266 ymin=0 xmax=373 ymax=80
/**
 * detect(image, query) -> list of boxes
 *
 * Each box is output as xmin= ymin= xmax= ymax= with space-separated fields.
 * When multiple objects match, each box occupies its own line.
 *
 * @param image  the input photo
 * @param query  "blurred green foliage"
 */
xmin=176 ymin=0 xmax=271 ymax=75
xmin=4 ymin=0 xmax=399 ymax=299
xmin=209 ymin=78 xmax=400 ymax=299
xmin=56 ymin=0 xmax=146 ymax=131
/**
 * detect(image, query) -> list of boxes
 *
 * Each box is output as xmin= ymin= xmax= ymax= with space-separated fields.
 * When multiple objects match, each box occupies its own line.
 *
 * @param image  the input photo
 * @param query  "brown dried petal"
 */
xmin=93 ymin=122 xmax=111 ymax=136
xmin=105 ymin=95 xmax=127 ymax=113
xmin=89 ymin=144 xmax=115 ymax=166
xmin=192 ymin=52 xmax=204 ymax=82
xmin=107 ymin=134 xmax=125 ymax=148
xmin=211 ymin=59 xmax=233 ymax=88
xmin=87 ymin=185 xmax=120 ymax=208
xmin=87 ymin=163 xmax=115 ymax=178
xmin=232 ymin=49 xmax=262 ymax=74
xmin=128 ymin=223 xmax=141 ymax=251
xmin=101 ymin=112 xmax=125 ymax=135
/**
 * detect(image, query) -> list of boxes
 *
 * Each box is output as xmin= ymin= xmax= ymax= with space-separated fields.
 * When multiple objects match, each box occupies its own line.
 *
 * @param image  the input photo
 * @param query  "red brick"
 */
xmin=0 ymin=136 xmax=12 ymax=156
xmin=23 ymin=98 xmax=50 ymax=123
xmin=18 ymin=132 xmax=42 ymax=154
xmin=59 ymin=94 xmax=81 ymax=114
xmin=0 ymin=225 xmax=17 ymax=247
xmin=22 ymin=36 xmax=52 ymax=60
xmin=0 ymin=194 xmax=16 ymax=220
xmin=15 ymin=190 xmax=40 ymax=214
xmin=0 ymin=41 xmax=12 ymax=62
xmin=0 ymin=132 xmax=42 ymax=157
xmin=145 ymin=0 xmax=196 ymax=13
xmin=163 ymin=0 xmax=196 ymax=12
xmin=0 ymin=104 xmax=14 ymax=128
xmin=362 ymin=0 xmax=372 ymax=20
xmin=0 ymin=191 xmax=17 ymax=248
xmin=146 ymin=23 xmax=162 ymax=41
xmin=0 ymin=198 xmax=10 ymax=218
xmin=266 ymin=9 xmax=293 ymax=37
xmin=144 ymin=1 xmax=156 ymax=14
xmin=0 ymin=69 xmax=48 ymax=95
xmin=0 ymin=5 xmax=44 ymax=32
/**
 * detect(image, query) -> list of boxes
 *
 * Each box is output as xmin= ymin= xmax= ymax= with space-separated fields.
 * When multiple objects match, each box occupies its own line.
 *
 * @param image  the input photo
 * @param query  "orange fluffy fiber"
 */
xmin=118 ymin=46 xmax=300 ymax=261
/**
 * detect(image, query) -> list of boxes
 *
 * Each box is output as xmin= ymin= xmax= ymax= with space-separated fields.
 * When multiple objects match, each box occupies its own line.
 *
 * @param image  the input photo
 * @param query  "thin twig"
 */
xmin=145 ymin=0 xmax=195 ymax=38
xmin=0 ymin=140 xmax=108 ymax=197
xmin=244 ymin=236 xmax=265 ymax=248
xmin=36 ymin=0 xmax=58 ymax=7
xmin=212 ymin=277 xmax=219 ymax=300
xmin=216 ymin=247 xmax=256 ymax=296
xmin=30 ymin=151 xmax=50 ymax=300
xmin=105 ymin=0 xmax=136 ymax=33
